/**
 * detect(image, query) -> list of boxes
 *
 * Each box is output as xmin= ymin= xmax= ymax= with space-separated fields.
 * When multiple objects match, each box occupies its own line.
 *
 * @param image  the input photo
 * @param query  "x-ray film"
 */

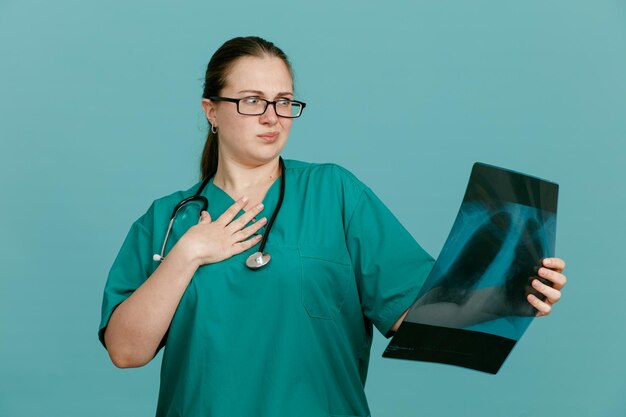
xmin=383 ymin=163 xmax=558 ymax=374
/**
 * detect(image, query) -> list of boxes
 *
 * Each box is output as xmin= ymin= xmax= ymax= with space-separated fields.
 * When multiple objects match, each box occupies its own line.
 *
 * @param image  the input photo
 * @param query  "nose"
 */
xmin=259 ymin=102 xmax=278 ymax=125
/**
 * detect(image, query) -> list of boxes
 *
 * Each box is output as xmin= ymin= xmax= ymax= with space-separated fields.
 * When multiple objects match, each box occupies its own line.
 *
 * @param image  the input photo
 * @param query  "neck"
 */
xmin=213 ymin=155 xmax=281 ymax=196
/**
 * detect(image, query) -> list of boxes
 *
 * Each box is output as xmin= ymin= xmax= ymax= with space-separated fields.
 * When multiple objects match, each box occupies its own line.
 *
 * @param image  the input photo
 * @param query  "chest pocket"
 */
xmin=299 ymin=244 xmax=352 ymax=320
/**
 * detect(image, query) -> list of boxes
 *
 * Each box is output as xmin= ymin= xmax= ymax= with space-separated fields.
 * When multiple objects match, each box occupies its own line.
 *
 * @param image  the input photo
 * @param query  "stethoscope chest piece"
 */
xmin=246 ymin=251 xmax=271 ymax=269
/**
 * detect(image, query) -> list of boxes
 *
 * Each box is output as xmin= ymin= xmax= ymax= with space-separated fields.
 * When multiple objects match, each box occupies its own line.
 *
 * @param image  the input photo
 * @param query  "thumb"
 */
xmin=199 ymin=210 xmax=211 ymax=223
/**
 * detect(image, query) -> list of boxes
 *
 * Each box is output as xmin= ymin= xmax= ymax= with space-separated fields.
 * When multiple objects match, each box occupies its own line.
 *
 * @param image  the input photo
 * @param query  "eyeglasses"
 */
xmin=209 ymin=96 xmax=306 ymax=118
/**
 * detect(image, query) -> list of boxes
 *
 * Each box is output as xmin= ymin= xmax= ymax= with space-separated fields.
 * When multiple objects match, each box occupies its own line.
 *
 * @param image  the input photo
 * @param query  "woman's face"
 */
xmin=203 ymin=55 xmax=295 ymax=167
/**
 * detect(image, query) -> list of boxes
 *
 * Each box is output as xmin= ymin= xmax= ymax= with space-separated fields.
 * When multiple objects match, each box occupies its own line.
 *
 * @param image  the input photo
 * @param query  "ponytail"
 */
xmin=200 ymin=128 xmax=219 ymax=180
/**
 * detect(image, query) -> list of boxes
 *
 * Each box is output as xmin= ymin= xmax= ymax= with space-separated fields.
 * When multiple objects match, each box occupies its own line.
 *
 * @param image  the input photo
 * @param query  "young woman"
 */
xmin=99 ymin=36 xmax=567 ymax=417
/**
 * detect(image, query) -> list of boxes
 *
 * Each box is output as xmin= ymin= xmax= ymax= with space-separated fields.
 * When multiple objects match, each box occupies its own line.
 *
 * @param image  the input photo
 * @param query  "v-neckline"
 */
xmin=205 ymin=173 xmax=282 ymax=231
xmin=209 ymin=173 xmax=281 ymax=204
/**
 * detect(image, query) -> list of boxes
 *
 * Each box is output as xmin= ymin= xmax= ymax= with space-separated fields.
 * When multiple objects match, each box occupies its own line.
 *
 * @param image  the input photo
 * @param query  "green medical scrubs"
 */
xmin=99 ymin=159 xmax=435 ymax=417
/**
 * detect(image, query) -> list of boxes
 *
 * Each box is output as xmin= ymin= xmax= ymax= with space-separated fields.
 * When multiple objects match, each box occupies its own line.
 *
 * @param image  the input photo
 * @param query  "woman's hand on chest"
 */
xmin=176 ymin=196 xmax=267 ymax=266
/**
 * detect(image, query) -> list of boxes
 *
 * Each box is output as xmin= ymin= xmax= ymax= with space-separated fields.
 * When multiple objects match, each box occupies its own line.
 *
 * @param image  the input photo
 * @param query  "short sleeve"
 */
xmin=345 ymin=186 xmax=435 ymax=338
xmin=98 ymin=207 xmax=155 ymax=348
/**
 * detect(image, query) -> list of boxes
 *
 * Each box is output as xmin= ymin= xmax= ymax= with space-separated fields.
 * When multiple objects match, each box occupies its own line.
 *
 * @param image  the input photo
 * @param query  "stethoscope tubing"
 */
xmin=258 ymin=158 xmax=285 ymax=254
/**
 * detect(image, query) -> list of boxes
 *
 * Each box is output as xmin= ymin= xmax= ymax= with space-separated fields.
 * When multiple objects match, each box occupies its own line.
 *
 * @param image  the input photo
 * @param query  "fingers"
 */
xmin=233 ymin=217 xmax=267 ymax=242
xmin=530 ymin=259 xmax=567 ymax=318
xmin=538 ymin=267 xmax=567 ymax=290
xmin=198 ymin=210 xmax=211 ymax=223
xmin=226 ymin=202 xmax=264 ymax=232
xmin=531 ymin=278 xmax=561 ymax=303
xmin=215 ymin=196 xmax=249 ymax=225
xmin=228 ymin=219 xmax=266 ymax=257
xmin=233 ymin=234 xmax=263 ymax=253
xmin=528 ymin=262 xmax=566 ymax=316
xmin=542 ymin=257 xmax=565 ymax=273
xmin=527 ymin=293 xmax=552 ymax=317
xmin=229 ymin=216 xmax=267 ymax=255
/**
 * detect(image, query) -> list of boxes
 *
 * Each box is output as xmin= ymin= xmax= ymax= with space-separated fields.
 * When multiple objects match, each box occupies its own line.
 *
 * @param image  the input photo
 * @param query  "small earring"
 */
xmin=211 ymin=125 xmax=218 ymax=134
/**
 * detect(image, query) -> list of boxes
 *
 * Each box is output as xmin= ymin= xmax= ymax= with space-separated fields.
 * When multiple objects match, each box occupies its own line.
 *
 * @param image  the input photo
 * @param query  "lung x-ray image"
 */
xmin=383 ymin=163 xmax=558 ymax=374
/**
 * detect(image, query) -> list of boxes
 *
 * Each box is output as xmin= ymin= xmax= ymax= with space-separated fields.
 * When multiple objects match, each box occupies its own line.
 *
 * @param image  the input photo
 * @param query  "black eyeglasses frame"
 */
xmin=209 ymin=96 xmax=307 ymax=118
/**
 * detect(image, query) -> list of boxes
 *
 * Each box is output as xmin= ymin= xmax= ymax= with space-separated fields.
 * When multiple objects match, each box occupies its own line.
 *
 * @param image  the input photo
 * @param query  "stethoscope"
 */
xmin=152 ymin=157 xmax=286 ymax=270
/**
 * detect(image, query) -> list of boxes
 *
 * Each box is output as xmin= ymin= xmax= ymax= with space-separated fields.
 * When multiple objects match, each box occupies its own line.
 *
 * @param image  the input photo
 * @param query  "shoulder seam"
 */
xmin=134 ymin=216 xmax=153 ymax=236
xmin=344 ymin=187 xmax=367 ymax=233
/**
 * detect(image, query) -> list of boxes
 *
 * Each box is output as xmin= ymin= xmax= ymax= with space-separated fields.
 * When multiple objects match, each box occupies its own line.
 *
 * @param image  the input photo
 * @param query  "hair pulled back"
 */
xmin=200 ymin=36 xmax=294 ymax=180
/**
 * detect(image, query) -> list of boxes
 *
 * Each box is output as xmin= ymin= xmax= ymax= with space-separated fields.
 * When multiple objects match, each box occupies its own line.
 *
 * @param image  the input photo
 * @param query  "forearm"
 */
xmin=104 ymin=242 xmax=200 ymax=368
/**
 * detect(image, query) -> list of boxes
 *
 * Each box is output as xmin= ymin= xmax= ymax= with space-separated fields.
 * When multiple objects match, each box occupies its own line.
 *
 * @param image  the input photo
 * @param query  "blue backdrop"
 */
xmin=1 ymin=1 xmax=624 ymax=416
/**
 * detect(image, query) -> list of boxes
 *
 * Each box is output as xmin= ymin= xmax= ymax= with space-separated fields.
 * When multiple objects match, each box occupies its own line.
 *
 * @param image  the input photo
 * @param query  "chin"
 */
xmin=245 ymin=149 xmax=283 ymax=166
xmin=257 ymin=139 xmax=287 ymax=157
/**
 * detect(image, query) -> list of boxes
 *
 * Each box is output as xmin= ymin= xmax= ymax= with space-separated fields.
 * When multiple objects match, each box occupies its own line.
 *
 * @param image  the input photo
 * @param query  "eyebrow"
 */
xmin=237 ymin=90 xmax=294 ymax=97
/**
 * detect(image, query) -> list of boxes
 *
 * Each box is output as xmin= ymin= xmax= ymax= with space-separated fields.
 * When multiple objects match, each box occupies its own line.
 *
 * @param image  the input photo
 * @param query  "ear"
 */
xmin=201 ymin=98 xmax=218 ymax=127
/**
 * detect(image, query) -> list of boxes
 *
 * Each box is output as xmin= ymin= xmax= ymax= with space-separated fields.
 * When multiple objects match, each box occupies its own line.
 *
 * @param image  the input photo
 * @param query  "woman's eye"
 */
xmin=276 ymin=99 xmax=291 ymax=107
xmin=243 ymin=97 xmax=260 ymax=104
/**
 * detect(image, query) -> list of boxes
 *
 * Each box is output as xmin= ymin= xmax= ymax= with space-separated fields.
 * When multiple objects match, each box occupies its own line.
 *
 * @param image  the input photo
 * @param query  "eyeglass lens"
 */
xmin=239 ymin=98 xmax=303 ymax=117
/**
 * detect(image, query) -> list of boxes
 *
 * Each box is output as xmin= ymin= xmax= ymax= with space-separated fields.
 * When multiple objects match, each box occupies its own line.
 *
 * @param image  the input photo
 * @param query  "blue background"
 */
xmin=1 ymin=1 xmax=624 ymax=416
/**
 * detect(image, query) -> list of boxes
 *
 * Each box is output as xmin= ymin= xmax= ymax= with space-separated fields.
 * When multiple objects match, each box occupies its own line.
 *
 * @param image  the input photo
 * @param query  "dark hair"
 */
xmin=200 ymin=36 xmax=294 ymax=180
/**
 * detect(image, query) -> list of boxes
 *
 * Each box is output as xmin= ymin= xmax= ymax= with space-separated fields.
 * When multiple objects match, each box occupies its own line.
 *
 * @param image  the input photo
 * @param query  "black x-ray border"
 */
xmin=384 ymin=322 xmax=516 ymax=374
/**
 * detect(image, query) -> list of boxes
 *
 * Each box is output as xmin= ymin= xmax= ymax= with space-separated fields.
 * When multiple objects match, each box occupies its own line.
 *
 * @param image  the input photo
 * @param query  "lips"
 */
xmin=258 ymin=132 xmax=279 ymax=142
